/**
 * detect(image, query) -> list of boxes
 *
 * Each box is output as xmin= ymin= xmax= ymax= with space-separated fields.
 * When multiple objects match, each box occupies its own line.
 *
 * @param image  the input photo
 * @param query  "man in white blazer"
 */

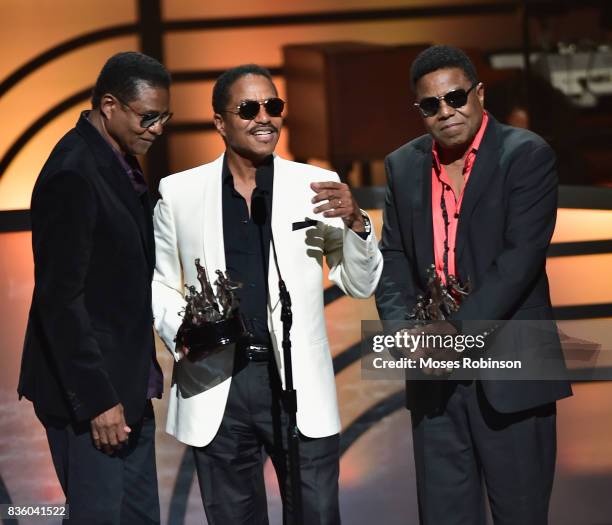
xmin=152 ymin=64 xmax=383 ymax=524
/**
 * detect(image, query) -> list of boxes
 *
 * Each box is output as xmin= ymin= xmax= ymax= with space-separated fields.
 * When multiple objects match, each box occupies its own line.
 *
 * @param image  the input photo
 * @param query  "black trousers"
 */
xmin=411 ymin=381 xmax=556 ymax=525
xmin=192 ymin=357 xmax=341 ymax=525
xmin=43 ymin=400 xmax=160 ymax=525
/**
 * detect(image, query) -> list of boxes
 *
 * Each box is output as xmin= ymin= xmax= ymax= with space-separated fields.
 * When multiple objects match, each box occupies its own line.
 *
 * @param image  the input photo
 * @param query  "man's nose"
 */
xmin=254 ymin=105 xmax=271 ymax=123
xmin=437 ymin=98 xmax=455 ymax=118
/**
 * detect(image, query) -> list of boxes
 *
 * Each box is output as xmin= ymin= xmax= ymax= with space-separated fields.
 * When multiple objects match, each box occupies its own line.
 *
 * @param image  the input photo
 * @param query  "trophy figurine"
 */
xmin=175 ymin=259 xmax=247 ymax=361
xmin=408 ymin=265 xmax=471 ymax=321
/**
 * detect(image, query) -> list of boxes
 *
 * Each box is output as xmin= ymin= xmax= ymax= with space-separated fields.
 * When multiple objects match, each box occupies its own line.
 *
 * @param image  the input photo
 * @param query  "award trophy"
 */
xmin=391 ymin=265 xmax=471 ymax=373
xmin=175 ymin=259 xmax=247 ymax=362
xmin=408 ymin=264 xmax=470 ymax=321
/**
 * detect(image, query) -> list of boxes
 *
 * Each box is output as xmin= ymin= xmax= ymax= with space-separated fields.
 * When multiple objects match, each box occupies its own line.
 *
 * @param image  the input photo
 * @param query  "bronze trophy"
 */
xmin=175 ymin=259 xmax=247 ymax=362
xmin=408 ymin=264 xmax=470 ymax=321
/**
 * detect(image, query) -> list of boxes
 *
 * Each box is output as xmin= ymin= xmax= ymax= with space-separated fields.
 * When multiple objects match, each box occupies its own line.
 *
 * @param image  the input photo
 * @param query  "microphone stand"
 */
xmin=256 ymin=194 xmax=303 ymax=525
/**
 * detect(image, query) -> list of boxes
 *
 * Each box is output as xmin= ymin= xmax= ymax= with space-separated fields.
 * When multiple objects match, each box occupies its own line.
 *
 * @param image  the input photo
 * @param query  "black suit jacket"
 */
xmin=375 ymin=115 xmax=572 ymax=413
xmin=18 ymin=112 xmax=161 ymax=425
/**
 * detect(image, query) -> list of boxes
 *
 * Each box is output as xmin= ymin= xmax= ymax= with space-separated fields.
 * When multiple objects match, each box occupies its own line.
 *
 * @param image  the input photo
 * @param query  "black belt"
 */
xmin=238 ymin=342 xmax=272 ymax=362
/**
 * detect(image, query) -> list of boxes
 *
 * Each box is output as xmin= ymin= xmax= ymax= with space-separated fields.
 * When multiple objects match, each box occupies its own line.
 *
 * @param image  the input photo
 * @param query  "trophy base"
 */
xmin=182 ymin=315 xmax=247 ymax=362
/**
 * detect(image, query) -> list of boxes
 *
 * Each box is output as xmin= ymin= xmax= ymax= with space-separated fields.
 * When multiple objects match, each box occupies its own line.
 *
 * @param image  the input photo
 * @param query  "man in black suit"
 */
xmin=375 ymin=46 xmax=572 ymax=524
xmin=18 ymin=52 xmax=171 ymax=524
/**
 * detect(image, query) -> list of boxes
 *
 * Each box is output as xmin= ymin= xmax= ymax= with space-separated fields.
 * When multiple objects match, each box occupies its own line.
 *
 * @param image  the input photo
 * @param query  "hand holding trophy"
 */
xmin=403 ymin=265 xmax=470 ymax=376
xmin=408 ymin=264 xmax=470 ymax=322
xmin=175 ymin=259 xmax=248 ymax=362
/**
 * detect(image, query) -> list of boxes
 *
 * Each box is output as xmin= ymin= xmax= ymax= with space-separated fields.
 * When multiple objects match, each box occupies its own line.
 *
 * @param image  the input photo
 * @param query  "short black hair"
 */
xmin=91 ymin=51 xmax=171 ymax=108
xmin=212 ymin=64 xmax=276 ymax=114
xmin=410 ymin=45 xmax=478 ymax=89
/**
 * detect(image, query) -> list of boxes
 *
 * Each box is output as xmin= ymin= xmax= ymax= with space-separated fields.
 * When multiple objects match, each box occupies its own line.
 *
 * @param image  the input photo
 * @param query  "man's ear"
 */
xmin=476 ymin=82 xmax=485 ymax=108
xmin=100 ymin=93 xmax=119 ymax=121
xmin=213 ymin=112 xmax=226 ymax=138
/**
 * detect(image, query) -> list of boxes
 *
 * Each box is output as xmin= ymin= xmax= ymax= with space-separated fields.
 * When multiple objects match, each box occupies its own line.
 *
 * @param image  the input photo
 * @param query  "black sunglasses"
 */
xmin=414 ymin=83 xmax=479 ymax=117
xmin=115 ymin=95 xmax=173 ymax=129
xmin=226 ymin=97 xmax=285 ymax=120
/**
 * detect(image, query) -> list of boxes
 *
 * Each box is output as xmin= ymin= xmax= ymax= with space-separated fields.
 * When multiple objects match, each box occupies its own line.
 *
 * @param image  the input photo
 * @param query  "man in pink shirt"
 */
xmin=376 ymin=46 xmax=571 ymax=524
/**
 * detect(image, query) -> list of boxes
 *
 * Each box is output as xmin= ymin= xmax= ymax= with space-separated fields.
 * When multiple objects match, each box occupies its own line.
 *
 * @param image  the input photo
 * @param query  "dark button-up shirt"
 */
xmin=222 ymin=155 xmax=274 ymax=345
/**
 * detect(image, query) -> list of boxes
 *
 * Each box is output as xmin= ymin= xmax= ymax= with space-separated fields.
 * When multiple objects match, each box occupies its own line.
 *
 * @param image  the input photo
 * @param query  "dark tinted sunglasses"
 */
xmin=227 ymin=97 xmax=285 ymax=120
xmin=137 ymin=111 xmax=173 ymax=129
xmin=115 ymin=95 xmax=173 ymax=129
xmin=414 ymin=82 xmax=479 ymax=117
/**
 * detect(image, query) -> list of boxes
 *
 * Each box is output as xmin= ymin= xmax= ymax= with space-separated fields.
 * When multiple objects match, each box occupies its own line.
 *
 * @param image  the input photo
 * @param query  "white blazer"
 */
xmin=152 ymin=154 xmax=383 ymax=447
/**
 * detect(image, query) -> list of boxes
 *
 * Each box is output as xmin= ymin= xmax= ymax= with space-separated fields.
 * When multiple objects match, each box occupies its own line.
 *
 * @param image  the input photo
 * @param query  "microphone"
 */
xmin=251 ymin=189 xmax=290 ymax=326
xmin=250 ymin=180 xmax=299 ymax=521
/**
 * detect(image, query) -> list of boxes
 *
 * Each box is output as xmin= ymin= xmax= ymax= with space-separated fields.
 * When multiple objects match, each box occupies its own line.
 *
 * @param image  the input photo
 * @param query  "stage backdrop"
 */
xmin=1 ymin=1 xmax=611 ymax=524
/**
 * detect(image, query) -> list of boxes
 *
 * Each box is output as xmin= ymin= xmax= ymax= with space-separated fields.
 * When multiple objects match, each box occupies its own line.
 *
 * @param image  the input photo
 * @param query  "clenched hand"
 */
xmin=90 ymin=403 xmax=131 ymax=455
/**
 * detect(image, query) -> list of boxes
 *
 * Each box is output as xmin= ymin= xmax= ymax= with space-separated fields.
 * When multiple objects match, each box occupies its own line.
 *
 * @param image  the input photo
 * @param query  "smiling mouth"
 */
xmin=252 ymin=129 xmax=276 ymax=136
xmin=250 ymin=128 xmax=277 ymax=143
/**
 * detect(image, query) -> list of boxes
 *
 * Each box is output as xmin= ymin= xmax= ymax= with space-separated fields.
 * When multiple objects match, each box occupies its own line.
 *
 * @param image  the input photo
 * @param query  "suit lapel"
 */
xmin=76 ymin=114 xmax=152 ymax=264
xmin=201 ymin=155 xmax=226 ymax=277
xmin=455 ymin=117 xmax=500 ymax=265
xmin=267 ymin=154 xmax=289 ymax=315
xmin=411 ymin=143 xmax=435 ymax=284
xmin=99 ymin=162 xmax=152 ymax=261
xmin=142 ymin=192 xmax=155 ymax=274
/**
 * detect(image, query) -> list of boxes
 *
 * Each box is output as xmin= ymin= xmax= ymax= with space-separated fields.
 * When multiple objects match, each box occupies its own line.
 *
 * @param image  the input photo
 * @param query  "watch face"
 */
xmin=362 ymin=214 xmax=372 ymax=232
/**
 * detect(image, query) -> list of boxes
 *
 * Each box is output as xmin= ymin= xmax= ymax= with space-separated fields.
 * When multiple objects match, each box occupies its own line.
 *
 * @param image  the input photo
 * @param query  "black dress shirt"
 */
xmin=222 ymin=155 xmax=274 ymax=345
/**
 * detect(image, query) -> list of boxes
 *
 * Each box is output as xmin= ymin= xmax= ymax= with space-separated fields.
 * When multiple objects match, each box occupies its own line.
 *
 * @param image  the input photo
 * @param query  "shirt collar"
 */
xmin=432 ymin=110 xmax=489 ymax=172
xmin=83 ymin=110 xmax=139 ymax=172
xmin=83 ymin=110 xmax=147 ymax=195
xmin=222 ymin=154 xmax=274 ymax=194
